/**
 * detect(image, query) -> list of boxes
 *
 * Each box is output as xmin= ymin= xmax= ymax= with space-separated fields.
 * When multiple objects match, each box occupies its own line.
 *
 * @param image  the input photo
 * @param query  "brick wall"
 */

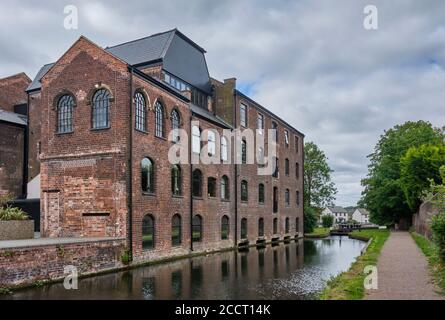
xmin=0 ymin=73 xmax=30 ymax=112
xmin=413 ymin=201 xmax=442 ymax=239
xmin=0 ymin=238 xmax=126 ymax=288
xmin=0 ymin=122 xmax=25 ymax=197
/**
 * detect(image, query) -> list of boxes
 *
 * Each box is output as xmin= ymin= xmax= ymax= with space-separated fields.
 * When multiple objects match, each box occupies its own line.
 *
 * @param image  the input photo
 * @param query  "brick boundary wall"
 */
xmin=0 ymin=238 xmax=126 ymax=288
xmin=413 ymin=201 xmax=441 ymax=239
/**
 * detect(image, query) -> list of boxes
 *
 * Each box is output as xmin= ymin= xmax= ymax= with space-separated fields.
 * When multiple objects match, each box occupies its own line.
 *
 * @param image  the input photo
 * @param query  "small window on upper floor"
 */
xmin=271 ymin=121 xmax=278 ymax=143
xmin=171 ymin=109 xmax=180 ymax=142
xmin=134 ymin=92 xmax=147 ymax=132
xmin=257 ymin=113 xmax=264 ymax=134
xmin=284 ymin=130 xmax=289 ymax=148
xmin=155 ymin=101 xmax=164 ymax=138
xmin=207 ymin=177 xmax=216 ymax=197
xmin=192 ymin=125 xmax=201 ymax=154
xmin=295 ymin=135 xmax=299 ymax=153
xmin=221 ymin=136 xmax=228 ymax=162
xmin=207 ymin=131 xmax=216 ymax=156
xmin=92 ymin=89 xmax=110 ymax=129
xmin=240 ymin=103 xmax=247 ymax=127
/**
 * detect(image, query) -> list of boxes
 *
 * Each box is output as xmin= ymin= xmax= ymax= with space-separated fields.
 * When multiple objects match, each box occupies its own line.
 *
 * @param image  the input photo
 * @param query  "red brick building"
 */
xmin=26 ymin=29 xmax=304 ymax=262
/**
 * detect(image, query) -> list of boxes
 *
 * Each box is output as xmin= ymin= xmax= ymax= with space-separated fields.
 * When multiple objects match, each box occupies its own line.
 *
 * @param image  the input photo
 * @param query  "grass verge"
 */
xmin=319 ymin=229 xmax=390 ymax=300
xmin=305 ymin=227 xmax=330 ymax=238
xmin=411 ymin=232 xmax=445 ymax=295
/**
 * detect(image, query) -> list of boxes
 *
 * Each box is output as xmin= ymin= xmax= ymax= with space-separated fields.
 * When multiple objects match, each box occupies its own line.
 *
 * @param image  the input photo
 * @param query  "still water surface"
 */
xmin=5 ymin=236 xmax=364 ymax=300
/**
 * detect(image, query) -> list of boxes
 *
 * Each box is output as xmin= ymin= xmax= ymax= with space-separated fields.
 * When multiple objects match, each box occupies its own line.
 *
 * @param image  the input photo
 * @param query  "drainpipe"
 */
xmin=128 ymin=68 xmax=134 ymax=256
xmin=233 ymin=90 xmax=238 ymax=246
xmin=23 ymin=93 xmax=30 ymax=199
xmin=189 ymin=115 xmax=194 ymax=251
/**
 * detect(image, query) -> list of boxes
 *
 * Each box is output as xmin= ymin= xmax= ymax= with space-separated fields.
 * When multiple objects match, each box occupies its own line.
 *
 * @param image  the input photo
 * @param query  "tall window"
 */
xmin=284 ymin=130 xmax=289 ymax=148
xmin=221 ymin=136 xmax=228 ymax=161
xmin=171 ymin=165 xmax=181 ymax=196
xmin=272 ymin=157 xmax=279 ymax=178
xmin=192 ymin=169 xmax=202 ymax=197
xmin=192 ymin=215 xmax=203 ymax=242
xmin=207 ymin=177 xmax=216 ymax=197
xmin=272 ymin=121 xmax=278 ymax=143
xmin=141 ymin=157 xmax=154 ymax=193
xmin=273 ymin=218 xmax=278 ymax=234
xmin=207 ymin=131 xmax=216 ymax=156
xmin=241 ymin=218 xmax=248 ymax=239
xmin=285 ymin=159 xmax=290 ymax=176
xmin=192 ymin=125 xmax=201 ymax=154
xmin=172 ymin=214 xmax=182 ymax=246
xmin=171 ymin=110 xmax=180 ymax=142
xmin=285 ymin=217 xmax=290 ymax=233
xmin=296 ymin=190 xmax=300 ymax=206
xmin=285 ymin=189 xmax=290 ymax=206
xmin=57 ymin=95 xmax=74 ymax=133
xmin=240 ymin=104 xmax=247 ymax=127
xmin=155 ymin=101 xmax=164 ymax=137
xmin=221 ymin=215 xmax=229 ymax=240
xmin=142 ymin=214 xmax=154 ymax=250
xmin=257 ymin=147 xmax=265 ymax=166
xmin=295 ymin=136 xmax=299 ymax=152
xmin=296 ymin=218 xmax=300 ymax=232
xmin=135 ymin=92 xmax=147 ymax=131
xmin=241 ymin=180 xmax=248 ymax=202
xmin=296 ymin=162 xmax=300 ymax=179
xmin=257 ymin=113 xmax=264 ymax=134
xmin=258 ymin=183 xmax=265 ymax=204
xmin=258 ymin=218 xmax=264 ymax=237
xmin=92 ymin=89 xmax=110 ymax=129
xmin=221 ymin=175 xmax=229 ymax=200
xmin=273 ymin=187 xmax=278 ymax=213
xmin=241 ymin=139 xmax=247 ymax=164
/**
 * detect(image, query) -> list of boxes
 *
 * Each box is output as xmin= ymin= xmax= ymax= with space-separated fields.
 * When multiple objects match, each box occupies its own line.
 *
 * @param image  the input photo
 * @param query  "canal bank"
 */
xmin=1 ymin=236 xmax=366 ymax=299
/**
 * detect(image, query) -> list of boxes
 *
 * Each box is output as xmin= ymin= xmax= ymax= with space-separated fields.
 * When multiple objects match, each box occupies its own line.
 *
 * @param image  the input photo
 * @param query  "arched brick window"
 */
xmin=192 ymin=215 xmax=203 ymax=242
xmin=221 ymin=175 xmax=229 ymax=200
xmin=57 ymin=94 xmax=74 ymax=133
xmin=273 ymin=217 xmax=278 ymax=234
xmin=92 ymin=89 xmax=110 ymax=129
xmin=154 ymin=101 xmax=164 ymax=138
xmin=171 ymin=109 xmax=180 ymax=142
xmin=142 ymin=214 xmax=154 ymax=250
xmin=241 ymin=180 xmax=248 ymax=202
xmin=171 ymin=165 xmax=181 ymax=196
xmin=258 ymin=218 xmax=264 ymax=237
xmin=285 ymin=217 xmax=290 ymax=233
xmin=141 ymin=157 xmax=154 ymax=193
xmin=172 ymin=214 xmax=182 ymax=246
xmin=135 ymin=92 xmax=147 ymax=131
xmin=192 ymin=169 xmax=202 ymax=197
xmin=221 ymin=215 xmax=229 ymax=240
xmin=241 ymin=218 xmax=248 ymax=239
xmin=258 ymin=183 xmax=265 ymax=204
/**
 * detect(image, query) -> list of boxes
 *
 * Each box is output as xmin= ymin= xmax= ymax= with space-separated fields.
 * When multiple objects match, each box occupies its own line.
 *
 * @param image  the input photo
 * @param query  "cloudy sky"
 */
xmin=2 ymin=0 xmax=445 ymax=206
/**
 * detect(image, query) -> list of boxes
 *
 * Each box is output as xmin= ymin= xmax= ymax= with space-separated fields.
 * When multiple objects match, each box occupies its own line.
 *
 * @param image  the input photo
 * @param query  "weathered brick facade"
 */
xmin=0 ymin=73 xmax=30 ymax=112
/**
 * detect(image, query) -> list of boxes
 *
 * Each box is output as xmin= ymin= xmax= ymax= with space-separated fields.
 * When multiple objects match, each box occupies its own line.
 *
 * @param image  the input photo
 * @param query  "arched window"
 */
xmin=241 ymin=180 xmax=248 ymax=202
xmin=258 ymin=183 xmax=265 ymax=204
xmin=135 ymin=92 xmax=147 ymax=131
xmin=221 ymin=215 xmax=229 ymax=240
xmin=241 ymin=139 xmax=247 ymax=164
xmin=285 ymin=189 xmax=290 ymax=206
xmin=221 ymin=136 xmax=228 ymax=161
xmin=92 ymin=89 xmax=110 ymax=129
xmin=171 ymin=109 xmax=180 ymax=142
xmin=192 ymin=125 xmax=201 ymax=154
xmin=296 ymin=190 xmax=300 ymax=206
xmin=241 ymin=218 xmax=248 ymax=239
xmin=192 ymin=169 xmax=202 ymax=197
xmin=154 ymin=101 xmax=164 ymax=138
xmin=285 ymin=217 xmax=290 ymax=233
xmin=221 ymin=175 xmax=229 ymax=200
xmin=172 ymin=214 xmax=182 ymax=246
xmin=273 ymin=218 xmax=278 ymax=234
xmin=296 ymin=162 xmax=300 ymax=179
xmin=285 ymin=158 xmax=290 ymax=176
xmin=142 ymin=214 xmax=154 ymax=250
xmin=141 ymin=157 xmax=154 ymax=193
xmin=192 ymin=215 xmax=203 ymax=242
xmin=258 ymin=218 xmax=264 ymax=237
xmin=273 ymin=187 xmax=278 ymax=213
xmin=207 ymin=131 xmax=216 ymax=156
xmin=171 ymin=165 xmax=181 ymax=196
xmin=257 ymin=147 xmax=265 ymax=166
xmin=57 ymin=94 xmax=74 ymax=133
xmin=271 ymin=121 xmax=278 ymax=143
xmin=207 ymin=177 xmax=216 ymax=197
xmin=296 ymin=218 xmax=300 ymax=232
xmin=272 ymin=156 xmax=279 ymax=178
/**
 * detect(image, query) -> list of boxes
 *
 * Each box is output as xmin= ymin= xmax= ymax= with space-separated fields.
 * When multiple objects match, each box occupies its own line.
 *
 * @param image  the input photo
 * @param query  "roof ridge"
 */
xmin=0 ymin=72 xmax=31 ymax=83
xmin=105 ymin=28 xmax=177 ymax=50
xmin=160 ymin=28 xmax=176 ymax=58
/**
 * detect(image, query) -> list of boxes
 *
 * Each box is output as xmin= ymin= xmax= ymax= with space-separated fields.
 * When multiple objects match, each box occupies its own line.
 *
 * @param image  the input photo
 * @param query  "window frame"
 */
xmin=92 ymin=89 xmax=110 ymax=130
xmin=154 ymin=101 xmax=164 ymax=138
xmin=171 ymin=165 xmax=182 ymax=196
xmin=57 ymin=94 xmax=75 ymax=134
xmin=171 ymin=109 xmax=180 ymax=142
xmin=240 ymin=103 xmax=247 ymax=127
xmin=241 ymin=180 xmax=248 ymax=202
xmin=192 ymin=169 xmax=203 ymax=197
xmin=172 ymin=214 xmax=182 ymax=246
xmin=221 ymin=215 xmax=230 ymax=240
xmin=142 ymin=214 xmax=155 ymax=250
xmin=221 ymin=175 xmax=229 ymax=200
xmin=207 ymin=177 xmax=217 ymax=198
xmin=192 ymin=215 xmax=203 ymax=242
xmin=134 ymin=92 xmax=147 ymax=132
xmin=141 ymin=157 xmax=155 ymax=193
xmin=258 ymin=183 xmax=265 ymax=204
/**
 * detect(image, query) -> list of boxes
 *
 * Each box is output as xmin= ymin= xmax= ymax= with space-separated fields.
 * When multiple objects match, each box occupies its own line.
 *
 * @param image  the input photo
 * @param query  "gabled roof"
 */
xmin=328 ymin=206 xmax=348 ymax=213
xmin=26 ymin=63 xmax=55 ymax=92
xmin=190 ymin=103 xmax=233 ymax=129
xmin=356 ymin=208 xmax=370 ymax=216
xmin=0 ymin=108 xmax=27 ymax=126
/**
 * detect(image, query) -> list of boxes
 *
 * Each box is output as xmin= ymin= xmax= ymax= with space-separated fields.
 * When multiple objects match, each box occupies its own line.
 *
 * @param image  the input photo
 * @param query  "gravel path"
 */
xmin=366 ymin=231 xmax=444 ymax=300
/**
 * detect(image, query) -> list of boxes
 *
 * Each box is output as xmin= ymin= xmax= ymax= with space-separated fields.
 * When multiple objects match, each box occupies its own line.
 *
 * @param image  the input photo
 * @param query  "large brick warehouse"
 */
xmin=3 ymin=29 xmax=304 ymax=263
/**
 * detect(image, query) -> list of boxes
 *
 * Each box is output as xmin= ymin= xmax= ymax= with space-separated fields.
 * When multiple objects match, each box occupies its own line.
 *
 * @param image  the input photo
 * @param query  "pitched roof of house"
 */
xmin=356 ymin=208 xmax=370 ymax=216
xmin=26 ymin=63 xmax=55 ymax=92
xmin=328 ymin=206 xmax=349 ymax=213
xmin=0 ymin=108 xmax=27 ymax=126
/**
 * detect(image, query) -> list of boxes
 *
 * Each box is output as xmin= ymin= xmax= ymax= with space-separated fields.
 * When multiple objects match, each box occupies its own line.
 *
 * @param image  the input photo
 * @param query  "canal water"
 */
xmin=4 ymin=236 xmax=364 ymax=300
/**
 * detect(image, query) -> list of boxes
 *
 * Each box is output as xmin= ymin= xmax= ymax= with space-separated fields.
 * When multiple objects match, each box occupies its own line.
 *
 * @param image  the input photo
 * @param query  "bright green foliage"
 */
xmin=304 ymin=206 xmax=318 ymax=234
xmin=322 ymin=215 xmax=334 ymax=228
xmin=400 ymin=145 xmax=445 ymax=211
xmin=431 ymin=213 xmax=445 ymax=260
xmin=360 ymin=121 xmax=445 ymax=225
xmin=304 ymin=141 xmax=337 ymax=210
xmin=0 ymin=207 xmax=29 ymax=221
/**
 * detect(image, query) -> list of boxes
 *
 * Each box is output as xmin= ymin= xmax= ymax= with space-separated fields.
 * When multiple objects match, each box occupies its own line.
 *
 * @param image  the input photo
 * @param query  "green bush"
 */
xmin=0 ymin=206 xmax=29 ymax=221
xmin=322 ymin=215 xmax=334 ymax=228
xmin=431 ymin=213 xmax=445 ymax=260
xmin=304 ymin=206 xmax=318 ymax=234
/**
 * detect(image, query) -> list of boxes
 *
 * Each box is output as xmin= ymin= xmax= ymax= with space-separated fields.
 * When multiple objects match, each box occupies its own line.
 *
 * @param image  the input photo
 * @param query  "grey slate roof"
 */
xmin=0 ymin=109 xmax=27 ymax=126
xmin=190 ymin=103 xmax=233 ymax=129
xmin=328 ymin=206 xmax=349 ymax=213
xmin=26 ymin=63 xmax=55 ymax=92
xmin=356 ymin=208 xmax=370 ymax=216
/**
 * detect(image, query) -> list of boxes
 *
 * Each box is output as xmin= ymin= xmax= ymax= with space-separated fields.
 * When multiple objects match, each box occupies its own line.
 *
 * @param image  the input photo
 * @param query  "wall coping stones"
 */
xmin=0 ymin=236 xmax=126 ymax=249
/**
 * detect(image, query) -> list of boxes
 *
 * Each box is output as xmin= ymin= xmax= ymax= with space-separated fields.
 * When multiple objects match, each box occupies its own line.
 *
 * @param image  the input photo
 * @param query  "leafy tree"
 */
xmin=322 ymin=215 xmax=334 ymax=228
xmin=304 ymin=206 xmax=318 ymax=234
xmin=400 ymin=144 xmax=445 ymax=211
xmin=304 ymin=141 xmax=337 ymax=210
xmin=360 ymin=121 xmax=445 ymax=225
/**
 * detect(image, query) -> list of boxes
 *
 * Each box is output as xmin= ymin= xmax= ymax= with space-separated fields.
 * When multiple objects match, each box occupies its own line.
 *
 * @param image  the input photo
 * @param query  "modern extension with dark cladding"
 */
xmin=17 ymin=29 xmax=304 ymax=262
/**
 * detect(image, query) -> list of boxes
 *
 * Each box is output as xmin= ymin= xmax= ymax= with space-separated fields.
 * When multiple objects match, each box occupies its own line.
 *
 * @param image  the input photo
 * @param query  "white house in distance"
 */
xmin=320 ymin=206 xmax=350 ymax=224
xmin=352 ymin=208 xmax=370 ymax=224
